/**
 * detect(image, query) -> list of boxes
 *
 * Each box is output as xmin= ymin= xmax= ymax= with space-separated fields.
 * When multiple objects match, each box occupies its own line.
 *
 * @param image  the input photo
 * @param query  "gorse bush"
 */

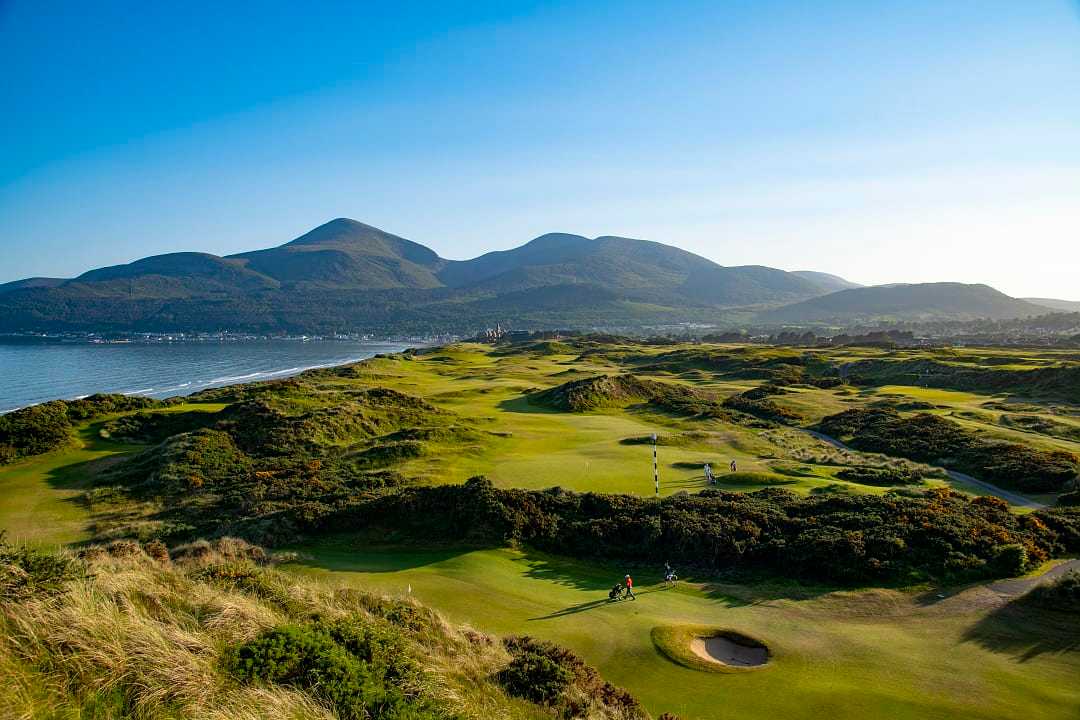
xmin=98 ymin=408 xmax=217 ymax=443
xmin=820 ymin=408 xmax=1079 ymax=493
xmin=225 ymin=618 xmax=445 ymax=720
xmin=722 ymin=389 xmax=802 ymax=424
xmin=499 ymin=636 xmax=645 ymax=719
xmin=92 ymin=386 xmax=464 ymax=544
xmin=0 ymin=402 xmax=71 ymax=463
xmin=836 ymin=466 xmax=924 ymax=487
xmin=333 ymin=478 xmax=1080 ymax=585
xmin=0 ymin=394 xmax=162 ymax=464
xmin=500 ymin=641 xmax=574 ymax=705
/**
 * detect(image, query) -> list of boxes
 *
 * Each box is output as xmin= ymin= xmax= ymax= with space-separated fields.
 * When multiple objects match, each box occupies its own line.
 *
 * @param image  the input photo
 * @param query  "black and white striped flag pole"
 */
xmin=652 ymin=433 xmax=659 ymax=497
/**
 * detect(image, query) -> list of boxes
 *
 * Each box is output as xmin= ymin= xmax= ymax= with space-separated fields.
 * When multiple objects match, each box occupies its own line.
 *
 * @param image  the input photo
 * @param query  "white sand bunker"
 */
xmin=690 ymin=633 xmax=769 ymax=667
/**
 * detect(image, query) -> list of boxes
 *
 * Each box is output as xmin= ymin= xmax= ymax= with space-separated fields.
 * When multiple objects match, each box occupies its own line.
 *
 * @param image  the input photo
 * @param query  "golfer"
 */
xmin=704 ymin=462 xmax=713 ymax=484
xmin=624 ymin=574 xmax=636 ymax=600
xmin=664 ymin=562 xmax=677 ymax=585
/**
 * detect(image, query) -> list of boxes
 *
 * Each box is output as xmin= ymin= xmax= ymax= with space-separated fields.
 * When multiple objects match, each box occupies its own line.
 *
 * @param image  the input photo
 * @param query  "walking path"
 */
xmin=801 ymin=428 xmax=1047 ymax=510
xmin=987 ymin=558 xmax=1080 ymax=596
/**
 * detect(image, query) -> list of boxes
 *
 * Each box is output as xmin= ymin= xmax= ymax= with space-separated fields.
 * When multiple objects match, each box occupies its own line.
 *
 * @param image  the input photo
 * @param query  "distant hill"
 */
xmin=1026 ymin=297 xmax=1080 ymax=313
xmin=758 ymin=283 xmax=1047 ymax=325
xmin=0 ymin=219 xmax=832 ymax=334
xmin=790 ymin=271 xmax=862 ymax=293
xmin=1 ymin=219 xmax=1048 ymax=333
xmin=0 ymin=277 xmax=66 ymax=294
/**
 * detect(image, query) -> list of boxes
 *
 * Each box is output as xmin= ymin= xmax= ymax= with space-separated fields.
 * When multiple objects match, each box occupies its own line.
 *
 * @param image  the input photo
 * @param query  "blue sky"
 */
xmin=2 ymin=1 xmax=1079 ymax=298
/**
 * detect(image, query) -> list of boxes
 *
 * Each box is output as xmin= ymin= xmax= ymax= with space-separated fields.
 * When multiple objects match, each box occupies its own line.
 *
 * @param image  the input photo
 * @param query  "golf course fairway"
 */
xmin=287 ymin=538 xmax=1080 ymax=720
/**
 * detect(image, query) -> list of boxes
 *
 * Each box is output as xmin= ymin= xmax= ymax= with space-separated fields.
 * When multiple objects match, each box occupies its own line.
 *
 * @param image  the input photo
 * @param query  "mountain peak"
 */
xmin=285 ymin=218 xmax=387 ymax=247
xmin=522 ymin=232 xmax=591 ymax=249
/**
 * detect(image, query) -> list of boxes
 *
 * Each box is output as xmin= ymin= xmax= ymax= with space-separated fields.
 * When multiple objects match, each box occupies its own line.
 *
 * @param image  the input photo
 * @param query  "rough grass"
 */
xmin=0 ymin=538 xmax=643 ymax=720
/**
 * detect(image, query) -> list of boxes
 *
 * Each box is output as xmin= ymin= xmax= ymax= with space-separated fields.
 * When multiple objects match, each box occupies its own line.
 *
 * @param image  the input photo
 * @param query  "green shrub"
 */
xmin=1 ymin=394 xmax=164 ymax=464
xmin=194 ymin=562 xmax=303 ymax=615
xmin=499 ymin=639 xmax=574 ymax=704
xmin=1021 ymin=571 xmax=1080 ymax=612
xmin=334 ymin=480 xmax=1072 ymax=585
xmin=99 ymin=410 xmax=216 ymax=443
xmin=820 ymin=408 xmax=1079 ymax=493
xmin=0 ymin=532 xmax=85 ymax=601
xmin=722 ymin=390 xmax=802 ymax=424
xmin=991 ymin=543 xmax=1028 ymax=577
xmin=836 ymin=467 xmax=923 ymax=487
xmin=0 ymin=402 xmax=72 ymax=463
xmin=499 ymin=636 xmax=643 ymax=718
xmin=225 ymin=618 xmax=441 ymax=720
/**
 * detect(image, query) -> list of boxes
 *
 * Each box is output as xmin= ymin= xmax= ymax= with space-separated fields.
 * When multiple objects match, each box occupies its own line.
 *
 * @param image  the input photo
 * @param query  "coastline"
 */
xmin=0 ymin=339 xmax=422 ymax=414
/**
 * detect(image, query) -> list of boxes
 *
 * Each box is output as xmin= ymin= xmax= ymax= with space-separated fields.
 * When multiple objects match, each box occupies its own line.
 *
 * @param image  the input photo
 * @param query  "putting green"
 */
xmin=286 ymin=539 xmax=1080 ymax=720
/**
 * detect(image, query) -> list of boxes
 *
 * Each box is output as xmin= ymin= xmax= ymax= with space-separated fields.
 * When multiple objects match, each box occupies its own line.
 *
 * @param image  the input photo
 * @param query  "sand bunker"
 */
xmin=690 ymin=634 xmax=769 ymax=667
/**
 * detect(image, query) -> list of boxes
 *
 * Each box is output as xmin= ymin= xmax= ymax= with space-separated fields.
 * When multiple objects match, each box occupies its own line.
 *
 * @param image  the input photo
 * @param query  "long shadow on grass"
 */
xmin=516 ymin=548 xmax=832 ymax=606
xmin=513 ymin=551 xmax=614 ymax=592
xmin=43 ymin=456 xmax=143 ymax=546
xmin=495 ymin=396 xmax=562 ymax=414
xmin=529 ymin=587 xmax=673 ymax=620
xmin=289 ymin=538 xmax=476 ymax=574
xmin=962 ymin=601 xmax=1080 ymax=661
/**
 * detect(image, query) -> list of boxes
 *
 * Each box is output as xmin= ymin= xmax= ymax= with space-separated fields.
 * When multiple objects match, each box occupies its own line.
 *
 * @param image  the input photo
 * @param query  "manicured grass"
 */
xmin=0 ymin=426 xmax=131 ymax=545
xmin=287 ymin=540 xmax=1080 ymax=720
xmin=0 ymin=402 xmax=225 ymax=545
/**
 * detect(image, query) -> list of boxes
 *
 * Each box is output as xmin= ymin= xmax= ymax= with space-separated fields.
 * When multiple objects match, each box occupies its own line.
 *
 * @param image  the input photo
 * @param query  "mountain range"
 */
xmin=0 ymin=218 xmax=1063 ymax=333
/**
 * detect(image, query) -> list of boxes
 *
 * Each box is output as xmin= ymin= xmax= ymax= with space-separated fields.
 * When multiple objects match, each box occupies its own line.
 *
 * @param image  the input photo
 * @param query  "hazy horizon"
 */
xmin=3 ymin=1 xmax=1079 ymax=299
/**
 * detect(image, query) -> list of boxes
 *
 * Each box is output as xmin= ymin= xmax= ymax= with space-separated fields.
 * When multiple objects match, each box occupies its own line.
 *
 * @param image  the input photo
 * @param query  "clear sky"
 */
xmin=2 ymin=1 xmax=1079 ymax=299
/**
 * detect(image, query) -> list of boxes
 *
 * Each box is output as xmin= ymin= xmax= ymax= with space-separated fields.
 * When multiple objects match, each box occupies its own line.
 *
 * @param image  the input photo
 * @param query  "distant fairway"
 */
xmin=288 ymin=540 xmax=1080 ymax=720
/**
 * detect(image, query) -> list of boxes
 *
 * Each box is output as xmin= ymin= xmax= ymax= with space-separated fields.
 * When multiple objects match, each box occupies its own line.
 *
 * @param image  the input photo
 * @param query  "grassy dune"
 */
xmin=1 ymin=538 xmax=645 ymax=720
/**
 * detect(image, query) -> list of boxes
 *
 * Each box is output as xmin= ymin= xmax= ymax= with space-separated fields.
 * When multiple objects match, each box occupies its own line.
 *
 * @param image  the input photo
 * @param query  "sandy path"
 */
xmin=987 ymin=558 xmax=1080 ymax=596
xmin=690 ymin=635 xmax=768 ymax=667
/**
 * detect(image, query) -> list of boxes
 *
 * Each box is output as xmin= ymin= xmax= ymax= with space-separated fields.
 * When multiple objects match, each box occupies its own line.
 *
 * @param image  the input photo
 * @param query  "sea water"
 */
xmin=0 ymin=339 xmax=411 ymax=413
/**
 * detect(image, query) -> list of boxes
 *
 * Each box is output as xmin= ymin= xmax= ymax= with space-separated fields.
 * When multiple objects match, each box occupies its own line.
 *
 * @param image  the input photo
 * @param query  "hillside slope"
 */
xmin=758 ymin=283 xmax=1046 ymax=324
xmin=1026 ymin=297 xmax=1080 ymax=313
xmin=791 ymin=270 xmax=862 ymax=293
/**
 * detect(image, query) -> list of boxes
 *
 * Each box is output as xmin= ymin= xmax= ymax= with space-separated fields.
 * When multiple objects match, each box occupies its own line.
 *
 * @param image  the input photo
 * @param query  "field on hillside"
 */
xmin=2 ymin=338 xmax=1078 ymax=719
